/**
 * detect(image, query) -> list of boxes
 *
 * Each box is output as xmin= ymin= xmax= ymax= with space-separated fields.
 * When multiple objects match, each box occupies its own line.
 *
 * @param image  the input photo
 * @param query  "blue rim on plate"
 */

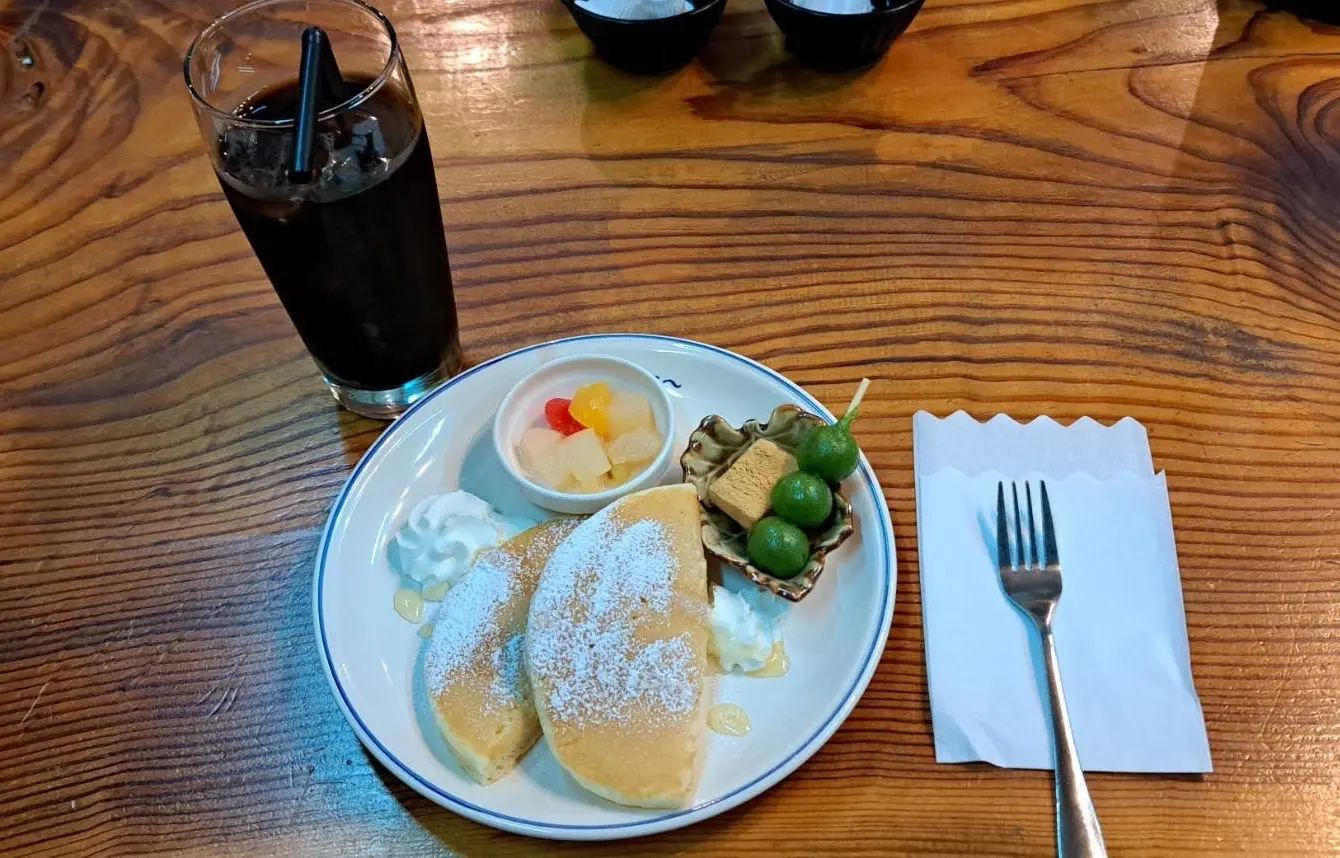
xmin=312 ymin=334 xmax=896 ymax=838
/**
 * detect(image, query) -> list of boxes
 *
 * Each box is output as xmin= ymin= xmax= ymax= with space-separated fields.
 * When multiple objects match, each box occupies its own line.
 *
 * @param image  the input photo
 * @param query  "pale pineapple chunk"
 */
xmin=609 ymin=458 xmax=651 ymax=486
xmin=557 ymin=468 xmax=613 ymax=494
xmin=517 ymin=427 xmax=568 ymax=488
xmin=606 ymin=391 xmax=655 ymax=437
xmin=519 ymin=427 xmax=562 ymax=463
xmin=576 ymin=472 xmax=610 ymax=493
xmin=557 ymin=428 xmax=611 ymax=482
xmin=606 ymin=425 xmax=662 ymax=465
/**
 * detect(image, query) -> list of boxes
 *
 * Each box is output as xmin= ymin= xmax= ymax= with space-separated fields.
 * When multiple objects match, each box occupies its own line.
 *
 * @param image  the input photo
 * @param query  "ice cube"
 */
xmin=322 ymin=139 xmax=368 ymax=194
xmin=217 ymin=126 xmax=289 ymax=189
xmin=349 ymin=114 xmax=388 ymax=170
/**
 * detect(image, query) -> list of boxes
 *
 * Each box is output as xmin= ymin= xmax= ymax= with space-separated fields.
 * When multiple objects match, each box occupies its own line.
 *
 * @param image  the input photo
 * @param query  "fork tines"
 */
xmin=996 ymin=480 xmax=1058 ymax=570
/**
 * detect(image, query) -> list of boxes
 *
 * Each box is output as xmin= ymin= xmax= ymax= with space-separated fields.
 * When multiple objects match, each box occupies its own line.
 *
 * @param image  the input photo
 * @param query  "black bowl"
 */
xmin=1269 ymin=0 xmax=1340 ymax=23
xmin=763 ymin=0 xmax=924 ymax=70
xmin=561 ymin=0 xmax=729 ymax=74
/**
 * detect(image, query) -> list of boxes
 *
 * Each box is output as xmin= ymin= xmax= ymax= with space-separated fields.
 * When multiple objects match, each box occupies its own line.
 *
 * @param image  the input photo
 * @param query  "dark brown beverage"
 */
xmin=215 ymin=75 xmax=459 ymax=392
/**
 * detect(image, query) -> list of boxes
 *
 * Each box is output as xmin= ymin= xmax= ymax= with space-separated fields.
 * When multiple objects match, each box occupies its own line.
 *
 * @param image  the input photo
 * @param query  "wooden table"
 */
xmin=4 ymin=0 xmax=1339 ymax=854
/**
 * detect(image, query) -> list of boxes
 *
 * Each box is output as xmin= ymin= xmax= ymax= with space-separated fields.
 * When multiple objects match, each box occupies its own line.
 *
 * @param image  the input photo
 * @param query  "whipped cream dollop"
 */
xmin=388 ymin=492 xmax=510 ymax=591
xmin=708 ymin=584 xmax=783 ymax=673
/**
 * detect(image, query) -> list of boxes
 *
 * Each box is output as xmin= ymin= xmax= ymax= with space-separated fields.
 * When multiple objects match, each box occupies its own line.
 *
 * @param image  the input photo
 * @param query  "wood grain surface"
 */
xmin=3 ymin=0 xmax=1340 ymax=854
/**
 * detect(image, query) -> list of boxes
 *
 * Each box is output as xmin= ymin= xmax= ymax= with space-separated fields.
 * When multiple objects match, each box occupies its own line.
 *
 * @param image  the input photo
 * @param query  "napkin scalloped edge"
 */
xmin=913 ymin=410 xmax=1155 ymax=481
xmin=914 ymin=409 xmax=1149 ymax=431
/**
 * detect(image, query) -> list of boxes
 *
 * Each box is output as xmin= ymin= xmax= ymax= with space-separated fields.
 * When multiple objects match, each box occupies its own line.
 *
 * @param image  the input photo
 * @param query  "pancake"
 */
xmin=422 ymin=517 xmax=580 ymax=784
xmin=525 ymin=484 xmax=711 ymax=808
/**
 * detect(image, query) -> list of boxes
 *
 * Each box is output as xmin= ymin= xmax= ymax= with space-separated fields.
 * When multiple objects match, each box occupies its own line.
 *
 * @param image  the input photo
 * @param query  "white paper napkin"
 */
xmin=914 ymin=413 xmax=1212 ymax=773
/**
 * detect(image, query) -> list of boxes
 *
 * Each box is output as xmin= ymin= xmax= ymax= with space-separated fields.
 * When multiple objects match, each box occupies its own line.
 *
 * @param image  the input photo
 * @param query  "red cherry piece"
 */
xmin=545 ymin=398 xmax=583 ymax=435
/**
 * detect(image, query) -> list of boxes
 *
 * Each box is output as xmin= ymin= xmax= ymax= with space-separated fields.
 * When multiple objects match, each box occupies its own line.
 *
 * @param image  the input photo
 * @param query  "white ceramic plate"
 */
xmin=314 ymin=334 xmax=896 ymax=841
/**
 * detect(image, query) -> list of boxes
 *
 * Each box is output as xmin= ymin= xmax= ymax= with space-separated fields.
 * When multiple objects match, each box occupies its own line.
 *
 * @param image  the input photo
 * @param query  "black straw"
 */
xmin=287 ymin=27 xmax=346 ymax=184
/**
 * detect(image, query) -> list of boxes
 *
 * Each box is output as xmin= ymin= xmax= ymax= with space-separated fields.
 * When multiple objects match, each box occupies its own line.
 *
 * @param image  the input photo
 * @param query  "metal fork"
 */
xmin=997 ymin=481 xmax=1107 ymax=858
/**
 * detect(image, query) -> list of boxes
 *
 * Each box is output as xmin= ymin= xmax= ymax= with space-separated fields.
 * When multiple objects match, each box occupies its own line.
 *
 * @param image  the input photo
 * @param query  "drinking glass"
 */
xmin=185 ymin=0 xmax=461 ymax=419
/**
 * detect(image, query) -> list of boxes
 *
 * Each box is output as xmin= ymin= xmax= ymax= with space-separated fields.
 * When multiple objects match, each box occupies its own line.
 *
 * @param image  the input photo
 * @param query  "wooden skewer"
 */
xmin=844 ymin=377 xmax=871 ymax=417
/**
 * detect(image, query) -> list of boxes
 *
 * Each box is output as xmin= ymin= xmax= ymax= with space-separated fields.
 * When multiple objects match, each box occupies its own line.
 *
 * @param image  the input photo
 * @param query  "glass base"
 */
xmin=324 ymin=347 xmax=461 ymax=420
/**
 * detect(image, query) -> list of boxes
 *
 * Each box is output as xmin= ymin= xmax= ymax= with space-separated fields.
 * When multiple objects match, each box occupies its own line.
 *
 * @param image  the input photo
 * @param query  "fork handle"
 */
xmin=1040 ymin=627 xmax=1107 ymax=858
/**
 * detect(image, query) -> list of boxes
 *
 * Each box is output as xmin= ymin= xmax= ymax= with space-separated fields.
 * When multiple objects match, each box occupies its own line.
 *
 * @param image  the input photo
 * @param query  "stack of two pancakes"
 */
xmin=421 ymin=484 xmax=710 ymax=807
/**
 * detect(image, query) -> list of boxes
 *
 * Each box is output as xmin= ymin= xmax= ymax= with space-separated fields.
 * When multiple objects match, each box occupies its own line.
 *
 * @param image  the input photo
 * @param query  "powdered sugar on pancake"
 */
xmin=424 ymin=550 xmax=528 ymax=713
xmin=527 ymin=511 xmax=698 ymax=728
xmin=490 ymin=633 xmax=526 ymax=709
